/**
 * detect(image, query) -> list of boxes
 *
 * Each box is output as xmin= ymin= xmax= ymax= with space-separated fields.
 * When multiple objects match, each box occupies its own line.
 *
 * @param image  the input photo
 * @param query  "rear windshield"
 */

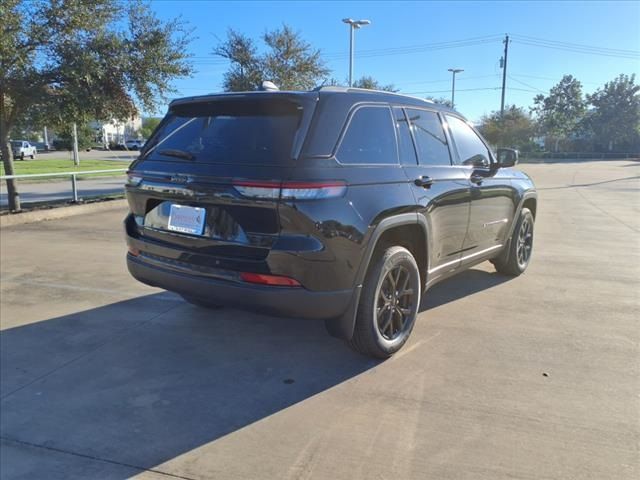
xmin=11 ymin=141 xmax=22 ymax=147
xmin=142 ymin=99 xmax=301 ymax=165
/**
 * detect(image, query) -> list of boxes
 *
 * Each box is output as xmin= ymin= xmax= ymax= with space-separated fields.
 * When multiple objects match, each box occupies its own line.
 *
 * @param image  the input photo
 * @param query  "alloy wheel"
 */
xmin=375 ymin=265 xmax=416 ymax=341
xmin=516 ymin=217 xmax=533 ymax=268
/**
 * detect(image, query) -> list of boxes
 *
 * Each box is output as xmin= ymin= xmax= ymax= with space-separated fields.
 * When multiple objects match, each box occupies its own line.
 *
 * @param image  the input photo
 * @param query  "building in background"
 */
xmin=90 ymin=117 xmax=142 ymax=147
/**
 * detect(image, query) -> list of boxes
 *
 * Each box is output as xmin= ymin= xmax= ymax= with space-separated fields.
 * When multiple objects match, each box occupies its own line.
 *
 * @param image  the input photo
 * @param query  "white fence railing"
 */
xmin=0 ymin=169 xmax=128 ymax=203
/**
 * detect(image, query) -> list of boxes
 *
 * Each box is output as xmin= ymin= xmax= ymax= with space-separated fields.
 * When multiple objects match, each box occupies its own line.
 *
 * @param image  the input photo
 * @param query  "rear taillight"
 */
xmin=232 ymin=181 xmax=281 ymax=199
xmin=240 ymin=272 xmax=301 ymax=287
xmin=233 ymin=180 xmax=346 ymax=200
xmin=127 ymin=174 xmax=143 ymax=186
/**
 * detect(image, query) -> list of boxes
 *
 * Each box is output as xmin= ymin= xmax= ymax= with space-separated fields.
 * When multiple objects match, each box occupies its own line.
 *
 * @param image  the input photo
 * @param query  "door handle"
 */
xmin=414 ymin=176 xmax=434 ymax=188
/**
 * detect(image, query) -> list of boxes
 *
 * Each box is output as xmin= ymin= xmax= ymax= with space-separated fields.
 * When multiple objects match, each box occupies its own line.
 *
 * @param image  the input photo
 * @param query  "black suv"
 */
xmin=125 ymin=87 xmax=537 ymax=358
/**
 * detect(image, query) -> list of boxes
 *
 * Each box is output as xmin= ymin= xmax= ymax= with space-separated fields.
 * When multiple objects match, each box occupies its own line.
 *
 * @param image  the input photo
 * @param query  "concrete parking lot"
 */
xmin=1 ymin=160 xmax=638 ymax=479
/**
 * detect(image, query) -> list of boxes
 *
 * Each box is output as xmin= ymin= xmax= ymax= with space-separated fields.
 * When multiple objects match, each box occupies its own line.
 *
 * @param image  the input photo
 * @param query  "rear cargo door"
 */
xmin=126 ymin=94 xmax=316 ymax=261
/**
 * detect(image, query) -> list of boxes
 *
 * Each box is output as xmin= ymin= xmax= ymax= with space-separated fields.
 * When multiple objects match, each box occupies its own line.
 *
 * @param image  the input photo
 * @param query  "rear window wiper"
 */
xmin=156 ymin=149 xmax=195 ymax=161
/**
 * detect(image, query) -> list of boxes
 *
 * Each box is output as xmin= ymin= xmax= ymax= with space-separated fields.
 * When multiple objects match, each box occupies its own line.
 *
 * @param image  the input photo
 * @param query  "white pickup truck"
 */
xmin=11 ymin=140 xmax=37 ymax=160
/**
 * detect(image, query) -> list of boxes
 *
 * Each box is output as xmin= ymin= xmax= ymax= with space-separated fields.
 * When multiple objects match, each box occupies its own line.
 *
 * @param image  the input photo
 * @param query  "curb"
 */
xmin=0 ymin=199 xmax=128 ymax=227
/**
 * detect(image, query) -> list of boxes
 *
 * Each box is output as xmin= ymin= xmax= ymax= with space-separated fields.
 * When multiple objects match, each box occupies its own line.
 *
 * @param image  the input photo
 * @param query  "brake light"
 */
xmin=240 ymin=272 xmax=301 ymax=287
xmin=233 ymin=180 xmax=346 ymax=200
xmin=232 ymin=181 xmax=281 ymax=199
xmin=127 ymin=174 xmax=143 ymax=186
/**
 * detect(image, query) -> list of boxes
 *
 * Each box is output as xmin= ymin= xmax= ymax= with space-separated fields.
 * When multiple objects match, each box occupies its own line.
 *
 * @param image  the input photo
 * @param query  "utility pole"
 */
xmin=342 ymin=18 xmax=371 ymax=87
xmin=72 ymin=122 xmax=80 ymax=166
xmin=448 ymin=68 xmax=464 ymax=109
xmin=43 ymin=126 xmax=49 ymax=149
xmin=500 ymin=34 xmax=510 ymax=117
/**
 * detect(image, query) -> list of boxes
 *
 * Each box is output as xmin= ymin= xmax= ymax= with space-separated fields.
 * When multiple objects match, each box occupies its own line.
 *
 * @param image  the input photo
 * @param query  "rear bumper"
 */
xmin=127 ymin=254 xmax=354 ymax=320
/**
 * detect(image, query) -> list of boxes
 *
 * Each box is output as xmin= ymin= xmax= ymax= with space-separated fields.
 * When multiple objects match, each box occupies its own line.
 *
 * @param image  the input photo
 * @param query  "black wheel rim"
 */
xmin=516 ymin=217 xmax=533 ymax=267
xmin=376 ymin=265 xmax=415 ymax=341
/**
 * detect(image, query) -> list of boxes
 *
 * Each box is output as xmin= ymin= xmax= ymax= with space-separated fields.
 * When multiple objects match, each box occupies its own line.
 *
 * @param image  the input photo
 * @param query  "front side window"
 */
xmin=445 ymin=115 xmax=492 ymax=166
xmin=337 ymin=106 xmax=397 ymax=165
xmin=405 ymin=109 xmax=451 ymax=166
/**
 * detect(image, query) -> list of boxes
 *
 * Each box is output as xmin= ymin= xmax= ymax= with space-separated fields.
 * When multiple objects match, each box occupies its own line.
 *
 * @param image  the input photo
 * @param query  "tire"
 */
xmin=348 ymin=246 xmax=421 ymax=359
xmin=30 ymin=153 xmax=35 ymax=159
xmin=20 ymin=153 xmax=25 ymax=161
xmin=181 ymin=294 xmax=223 ymax=310
xmin=492 ymin=207 xmax=534 ymax=276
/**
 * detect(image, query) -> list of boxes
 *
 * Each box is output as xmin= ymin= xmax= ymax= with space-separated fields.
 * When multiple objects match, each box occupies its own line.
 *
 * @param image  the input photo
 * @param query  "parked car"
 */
xmin=124 ymin=86 xmax=537 ymax=358
xmin=125 ymin=139 xmax=144 ymax=150
xmin=10 ymin=140 xmax=37 ymax=160
xmin=32 ymin=141 xmax=50 ymax=152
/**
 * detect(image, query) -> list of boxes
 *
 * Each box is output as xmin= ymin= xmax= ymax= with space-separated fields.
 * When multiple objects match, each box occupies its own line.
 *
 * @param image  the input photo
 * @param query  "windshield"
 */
xmin=143 ymin=100 xmax=301 ymax=166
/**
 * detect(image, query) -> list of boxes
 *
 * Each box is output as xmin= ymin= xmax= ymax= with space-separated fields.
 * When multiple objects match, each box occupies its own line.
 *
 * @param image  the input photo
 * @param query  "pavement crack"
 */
xmin=0 ymin=436 xmax=197 ymax=480
xmin=573 ymin=182 xmax=640 ymax=233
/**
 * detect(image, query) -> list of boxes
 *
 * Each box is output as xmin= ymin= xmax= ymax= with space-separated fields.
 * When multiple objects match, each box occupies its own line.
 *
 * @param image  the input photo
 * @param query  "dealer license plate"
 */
xmin=167 ymin=204 xmax=206 ymax=235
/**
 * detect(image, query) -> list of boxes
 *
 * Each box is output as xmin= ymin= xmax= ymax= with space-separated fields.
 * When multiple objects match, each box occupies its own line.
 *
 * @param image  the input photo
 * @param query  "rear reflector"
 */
xmin=128 ymin=246 xmax=140 ymax=257
xmin=240 ymin=272 xmax=301 ymax=287
xmin=233 ymin=180 xmax=346 ymax=200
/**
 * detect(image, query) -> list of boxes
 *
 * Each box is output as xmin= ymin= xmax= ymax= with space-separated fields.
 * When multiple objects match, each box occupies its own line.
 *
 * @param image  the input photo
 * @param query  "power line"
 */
xmin=508 ymin=75 xmax=546 ymax=94
xmin=510 ymin=36 xmax=639 ymax=59
xmin=509 ymin=73 xmax=601 ymax=86
xmin=508 ymin=87 xmax=543 ymax=94
xmin=395 ymin=74 xmax=499 ymax=87
xmin=514 ymin=40 xmax=639 ymax=59
xmin=510 ymin=34 xmax=640 ymax=56
xmin=404 ymin=87 xmax=499 ymax=95
xmin=324 ymin=36 xmax=503 ymax=60
xmin=190 ymin=34 xmax=504 ymax=65
xmin=190 ymin=32 xmax=639 ymax=68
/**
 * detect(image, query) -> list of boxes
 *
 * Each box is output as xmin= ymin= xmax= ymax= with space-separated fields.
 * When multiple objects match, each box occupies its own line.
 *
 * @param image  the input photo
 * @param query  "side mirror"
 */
xmin=496 ymin=148 xmax=519 ymax=168
xmin=463 ymin=153 xmax=490 ymax=168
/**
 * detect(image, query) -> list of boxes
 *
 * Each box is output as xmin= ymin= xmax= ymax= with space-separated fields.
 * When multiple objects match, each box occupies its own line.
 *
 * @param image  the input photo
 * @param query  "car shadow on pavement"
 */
xmin=0 ymin=294 xmax=376 ymax=478
xmin=420 ymin=268 xmax=512 ymax=312
xmin=1 ymin=270 xmax=510 ymax=478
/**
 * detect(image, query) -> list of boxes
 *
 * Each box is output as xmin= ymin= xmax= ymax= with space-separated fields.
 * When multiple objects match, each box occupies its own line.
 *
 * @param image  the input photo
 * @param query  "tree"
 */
xmin=0 ymin=0 xmax=193 ymax=211
xmin=213 ymin=30 xmax=263 ymax=92
xmin=352 ymin=76 xmax=398 ymax=92
xmin=585 ymin=74 xmax=640 ymax=152
xmin=140 ymin=117 xmax=163 ymax=140
xmin=214 ymin=25 xmax=330 ymax=91
xmin=478 ymin=105 xmax=536 ymax=151
xmin=53 ymin=123 xmax=96 ymax=151
xmin=425 ymin=96 xmax=453 ymax=108
xmin=531 ymin=75 xmax=586 ymax=152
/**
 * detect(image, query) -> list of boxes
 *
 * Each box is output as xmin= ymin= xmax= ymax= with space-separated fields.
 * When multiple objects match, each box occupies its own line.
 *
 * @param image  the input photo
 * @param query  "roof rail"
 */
xmin=313 ymin=85 xmax=434 ymax=103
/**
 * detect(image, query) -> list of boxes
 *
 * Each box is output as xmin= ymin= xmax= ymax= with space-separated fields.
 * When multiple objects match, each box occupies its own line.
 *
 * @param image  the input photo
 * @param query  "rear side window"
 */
xmin=142 ymin=100 xmax=301 ymax=165
xmin=445 ymin=115 xmax=492 ymax=166
xmin=405 ymin=109 xmax=451 ymax=166
xmin=337 ymin=106 xmax=397 ymax=165
xmin=393 ymin=107 xmax=418 ymax=165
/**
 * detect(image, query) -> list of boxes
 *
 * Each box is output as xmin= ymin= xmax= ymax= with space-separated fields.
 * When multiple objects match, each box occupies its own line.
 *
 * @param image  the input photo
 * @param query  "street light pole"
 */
xmin=447 ymin=68 xmax=464 ymax=109
xmin=342 ymin=18 xmax=371 ymax=87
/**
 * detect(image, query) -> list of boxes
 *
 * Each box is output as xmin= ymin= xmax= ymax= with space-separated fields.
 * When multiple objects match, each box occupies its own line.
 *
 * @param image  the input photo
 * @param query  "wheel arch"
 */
xmin=325 ymin=213 xmax=429 ymax=340
xmin=507 ymin=190 xmax=537 ymax=240
xmin=522 ymin=196 xmax=537 ymax=219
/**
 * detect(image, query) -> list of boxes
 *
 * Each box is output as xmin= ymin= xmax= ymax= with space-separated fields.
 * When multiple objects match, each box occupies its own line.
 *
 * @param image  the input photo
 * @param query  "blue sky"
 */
xmin=149 ymin=0 xmax=640 ymax=122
